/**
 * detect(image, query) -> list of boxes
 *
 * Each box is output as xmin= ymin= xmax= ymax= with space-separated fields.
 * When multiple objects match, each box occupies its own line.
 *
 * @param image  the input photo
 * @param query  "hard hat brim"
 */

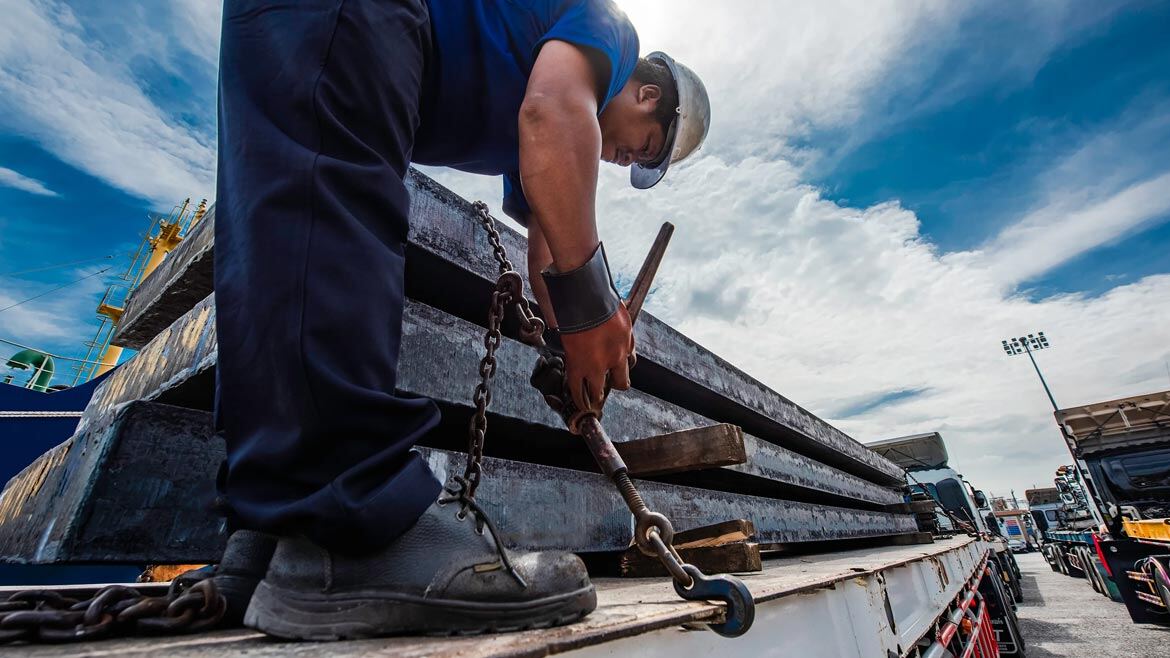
xmin=630 ymin=116 xmax=677 ymax=190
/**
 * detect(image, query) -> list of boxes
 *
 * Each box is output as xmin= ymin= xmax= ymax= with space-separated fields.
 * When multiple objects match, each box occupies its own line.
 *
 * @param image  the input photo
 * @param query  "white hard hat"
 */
xmin=631 ymin=52 xmax=711 ymax=190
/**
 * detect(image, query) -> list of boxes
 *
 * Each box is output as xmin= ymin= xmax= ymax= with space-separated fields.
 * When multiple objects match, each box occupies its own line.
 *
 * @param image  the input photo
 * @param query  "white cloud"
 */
xmin=602 ymin=158 xmax=1168 ymax=496
xmin=615 ymin=0 xmax=963 ymax=163
xmin=414 ymin=2 xmax=1170 ymax=495
xmin=0 ymin=165 xmax=58 ymax=197
xmin=170 ymin=0 xmax=222 ymax=67
xmin=0 ymin=263 xmax=113 ymax=372
xmin=2 ymin=0 xmax=1165 ymax=497
xmin=0 ymin=0 xmax=215 ymax=208
xmin=980 ymin=170 xmax=1170 ymax=286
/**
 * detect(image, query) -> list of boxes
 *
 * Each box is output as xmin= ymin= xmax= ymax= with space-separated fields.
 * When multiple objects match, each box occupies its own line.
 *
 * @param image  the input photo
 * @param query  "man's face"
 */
xmin=598 ymin=81 xmax=669 ymax=168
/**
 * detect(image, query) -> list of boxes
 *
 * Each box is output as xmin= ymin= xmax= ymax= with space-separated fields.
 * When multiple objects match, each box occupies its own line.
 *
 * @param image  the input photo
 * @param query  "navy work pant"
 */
xmin=214 ymin=0 xmax=442 ymax=553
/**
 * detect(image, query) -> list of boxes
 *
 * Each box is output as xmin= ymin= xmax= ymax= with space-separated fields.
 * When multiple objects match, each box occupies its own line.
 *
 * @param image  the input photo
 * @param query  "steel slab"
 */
xmin=0 ymin=404 xmax=915 ymax=563
xmin=107 ymin=169 xmax=903 ymax=484
xmin=78 ymin=294 xmax=902 ymax=509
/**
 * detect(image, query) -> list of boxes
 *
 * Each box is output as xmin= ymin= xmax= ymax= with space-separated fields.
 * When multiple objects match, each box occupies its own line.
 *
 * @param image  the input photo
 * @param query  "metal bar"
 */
xmin=624 ymin=222 xmax=674 ymax=323
xmin=107 ymin=170 xmax=904 ymax=485
xmin=0 ymin=404 xmax=916 ymax=564
xmin=78 ymin=294 xmax=904 ymax=509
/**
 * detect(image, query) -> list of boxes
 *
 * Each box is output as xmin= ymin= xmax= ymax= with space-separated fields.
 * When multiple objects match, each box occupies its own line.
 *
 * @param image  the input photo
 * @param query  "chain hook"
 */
xmin=672 ymin=564 xmax=756 ymax=637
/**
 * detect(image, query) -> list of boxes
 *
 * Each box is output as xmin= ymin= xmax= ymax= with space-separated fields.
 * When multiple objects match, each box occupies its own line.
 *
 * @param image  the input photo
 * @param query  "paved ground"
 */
xmin=1014 ymin=551 xmax=1170 ymax=656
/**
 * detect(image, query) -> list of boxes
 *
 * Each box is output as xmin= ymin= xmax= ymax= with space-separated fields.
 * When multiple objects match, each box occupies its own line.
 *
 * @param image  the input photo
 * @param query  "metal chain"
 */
xmin=479 ymin=199 xmax=695 ymax=593
xmin=0 ymin=577 xmax=226 ymax=644
xmin=470 ymin=204 xmax=749 ymax=627
xmin=463 ymin=202 xmax=545 ymax=501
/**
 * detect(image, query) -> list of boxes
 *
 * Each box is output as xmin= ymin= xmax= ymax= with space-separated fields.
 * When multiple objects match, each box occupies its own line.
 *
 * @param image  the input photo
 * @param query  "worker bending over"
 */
xmin=214 ymin=0 xmax=710 ymax=639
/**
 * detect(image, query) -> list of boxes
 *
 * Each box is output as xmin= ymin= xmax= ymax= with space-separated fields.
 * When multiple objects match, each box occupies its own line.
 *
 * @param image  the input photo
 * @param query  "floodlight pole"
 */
xmin=1000 ymin=332 xmax=1109 ymax=528
xmin=1018 ymin=337 xmax=1059 ymax=413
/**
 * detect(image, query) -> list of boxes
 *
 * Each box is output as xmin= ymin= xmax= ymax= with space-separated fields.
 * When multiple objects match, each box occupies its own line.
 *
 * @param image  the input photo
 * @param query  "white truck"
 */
xmin=870 ymin=431 xmax=1027 ymax=656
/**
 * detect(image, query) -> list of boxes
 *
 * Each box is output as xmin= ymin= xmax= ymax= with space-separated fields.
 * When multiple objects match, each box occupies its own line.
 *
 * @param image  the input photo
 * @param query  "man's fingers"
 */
xmin=610 ymin=358 xmax=631 ymax=391
xmin=583 ymin=374 xmax=606 ymax=412
xmin=569 ymin=375 xmax=590 ymax=414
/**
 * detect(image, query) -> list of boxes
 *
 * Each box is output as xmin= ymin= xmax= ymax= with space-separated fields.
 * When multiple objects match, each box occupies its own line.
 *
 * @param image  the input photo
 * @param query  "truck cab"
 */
xmin=869 ymin=432 xmax=995 ymax=536
xmin=869 ymin=432 xmax=1024 ymax=606
xmin=1056 ymin=389 xmax=1170 ymax=624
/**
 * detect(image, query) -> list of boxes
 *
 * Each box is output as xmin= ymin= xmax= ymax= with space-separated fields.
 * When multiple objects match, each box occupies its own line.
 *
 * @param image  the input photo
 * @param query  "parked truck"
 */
xmin=869 ymin=431 xmax=1027 ymax=655
xmin=1049 ymin=389 xmax=1170 ymax=625
xmin=1028 ymin=469 xmax=1118 ymax=602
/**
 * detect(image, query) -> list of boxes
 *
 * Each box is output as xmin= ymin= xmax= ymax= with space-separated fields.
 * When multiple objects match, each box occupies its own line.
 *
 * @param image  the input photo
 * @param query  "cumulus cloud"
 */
xmin=2 ymin=0 xmax=1164 ymax=495
xmin=0 ymin=166 xmax=58 ymax=197
xmin=0 ymin=0 xmax=215 ymax=208
xmin=427 ymin=1 xmax=1168 ymax=494
xmin=598 ymin=157 xmax=1168 ymax=495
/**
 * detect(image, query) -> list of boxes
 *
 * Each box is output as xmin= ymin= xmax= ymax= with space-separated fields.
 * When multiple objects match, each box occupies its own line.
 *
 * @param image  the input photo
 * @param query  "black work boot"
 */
xmin=214 ymin=529 xmax=279 ymax=626
xmin=171 ymin=529 xmax=278 ymax=627
xmin=244 ymin=482 xmax=596 ymax=640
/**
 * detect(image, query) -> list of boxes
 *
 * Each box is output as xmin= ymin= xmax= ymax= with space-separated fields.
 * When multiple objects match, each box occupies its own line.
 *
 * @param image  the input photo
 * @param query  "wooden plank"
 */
xmin=620 ymin=542 xmax=762 ymax=578
xmin=0 ymin=406 xmax=918 ymax=564
xmin=0 ymin=537 xmax=981 ymax=658
xmin=616 ymin=424 xmax=746 ymax=477
xmin=673 ymin=519 xmax=756 ymax=549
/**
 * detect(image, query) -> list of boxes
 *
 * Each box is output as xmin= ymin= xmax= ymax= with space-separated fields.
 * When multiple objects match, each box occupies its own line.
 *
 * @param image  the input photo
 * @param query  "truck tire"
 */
xmin=1084 ymin=552 xmax=1103 ymax=594
xmin=1064 ymin=547 xmax=1085 ymax=578
xmin=1150 ymin=557 xmax=1170 ymax=610
xmin=1056 ymin=547 xmax=1069 ymax=575
xmin=1042 ymin=545 xmax=1060 ymax=572
xmin=1006 ymin=554 xmax=1024 ymax=602
xmin=987 ymin=561 xmax=1027 ymax=656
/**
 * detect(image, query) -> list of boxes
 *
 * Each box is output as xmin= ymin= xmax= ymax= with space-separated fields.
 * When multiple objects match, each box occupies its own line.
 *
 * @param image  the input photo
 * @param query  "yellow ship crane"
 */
xmin=71 ymin=198 xmax=208 ymax=383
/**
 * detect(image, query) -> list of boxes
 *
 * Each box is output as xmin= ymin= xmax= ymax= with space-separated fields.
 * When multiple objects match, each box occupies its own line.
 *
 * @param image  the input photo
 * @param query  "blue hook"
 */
xmin=672 ymin=564 xmax=755 ymax=637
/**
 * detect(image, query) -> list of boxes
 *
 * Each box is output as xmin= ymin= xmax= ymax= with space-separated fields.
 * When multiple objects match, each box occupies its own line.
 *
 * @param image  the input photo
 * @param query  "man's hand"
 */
xmin=560 ymin=304 xmax=634 ymax=415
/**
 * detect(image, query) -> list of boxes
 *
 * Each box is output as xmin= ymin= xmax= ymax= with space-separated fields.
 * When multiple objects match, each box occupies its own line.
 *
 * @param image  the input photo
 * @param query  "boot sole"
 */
xmin=244 ymin=580 xmax=597 ymax=640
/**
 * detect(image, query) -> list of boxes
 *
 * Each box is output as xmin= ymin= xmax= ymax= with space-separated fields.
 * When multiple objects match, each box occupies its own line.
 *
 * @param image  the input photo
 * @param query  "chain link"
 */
xmin=0 ymin=578 xmax=226 ymax=644
xmin=463 ymin=202 xmax=546 ymax=501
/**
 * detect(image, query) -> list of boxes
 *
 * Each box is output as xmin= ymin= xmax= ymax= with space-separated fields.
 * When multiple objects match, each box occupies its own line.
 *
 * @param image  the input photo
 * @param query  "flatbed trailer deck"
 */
xmin=4 ymin=537 xmax=987 ymax=658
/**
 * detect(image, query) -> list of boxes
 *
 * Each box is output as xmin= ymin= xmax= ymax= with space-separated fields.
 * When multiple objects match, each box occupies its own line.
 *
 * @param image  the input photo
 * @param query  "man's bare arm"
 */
xmin=518 ymin=40 xmax=632 ymax=413
xmin=519 ymin=40 xmax=602 ymax=271
xmin=525 ymin=217 xmax=559 ymax=329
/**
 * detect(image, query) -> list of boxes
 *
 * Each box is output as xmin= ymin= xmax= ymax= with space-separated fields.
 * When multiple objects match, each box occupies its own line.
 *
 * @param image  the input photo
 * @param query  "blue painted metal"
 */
xmin=1044 ymin=529 xmax=1094 ymax=545
xmin=0 ymin=371 xmax=112 ymax=486
xmin=0 ymin=371 xmax=135 ymax=585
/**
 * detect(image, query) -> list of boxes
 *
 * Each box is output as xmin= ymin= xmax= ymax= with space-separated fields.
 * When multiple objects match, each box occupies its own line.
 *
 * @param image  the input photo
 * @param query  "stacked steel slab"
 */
xmin=0 ymin=170 xmax=915 ymax=565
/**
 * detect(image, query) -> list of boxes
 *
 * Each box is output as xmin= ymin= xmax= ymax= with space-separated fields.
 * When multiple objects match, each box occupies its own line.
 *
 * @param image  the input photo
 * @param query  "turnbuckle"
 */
xmin=613 ymin=457 xmax=754 ymax=637
xmin=629 ymin=490 xmax=755 ymax=636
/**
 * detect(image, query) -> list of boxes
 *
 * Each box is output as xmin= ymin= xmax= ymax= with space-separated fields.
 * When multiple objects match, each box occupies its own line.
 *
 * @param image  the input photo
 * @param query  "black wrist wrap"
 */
xmin=541 ymin=243 xmax=622 ymax=334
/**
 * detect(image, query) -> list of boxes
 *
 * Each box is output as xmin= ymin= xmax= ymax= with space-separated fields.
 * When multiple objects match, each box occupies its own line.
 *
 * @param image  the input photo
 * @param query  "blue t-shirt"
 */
xmin=415 ymin=0 xmax=639 ymax=223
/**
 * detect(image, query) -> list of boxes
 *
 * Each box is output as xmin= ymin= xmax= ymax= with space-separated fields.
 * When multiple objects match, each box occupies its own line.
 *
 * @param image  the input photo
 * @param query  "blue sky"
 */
xmin=0 ymin=0 xmax=1167 ymax=492
xmin=810 ymin=1 xmax=1170 ymax=297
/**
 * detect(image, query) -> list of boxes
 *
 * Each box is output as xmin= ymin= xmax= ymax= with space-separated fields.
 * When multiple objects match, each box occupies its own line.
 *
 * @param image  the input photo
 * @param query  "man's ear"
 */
xmin=637 ymin=83 xmax=662 ymax=105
